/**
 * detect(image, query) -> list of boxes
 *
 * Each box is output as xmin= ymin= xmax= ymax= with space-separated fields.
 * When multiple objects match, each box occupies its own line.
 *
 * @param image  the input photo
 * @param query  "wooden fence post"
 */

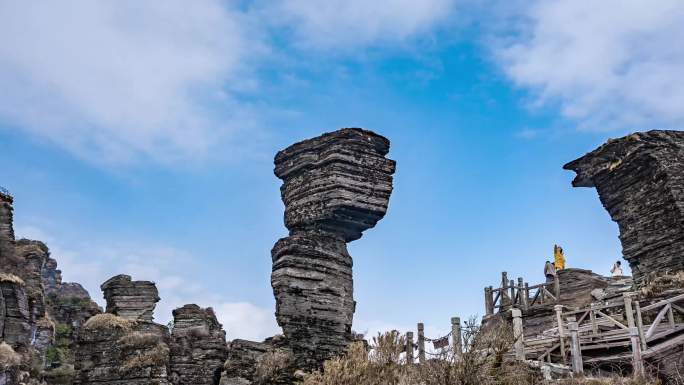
xmin=567 ymin=316 xmax=583 ymax=375
xmin=624 ymin=293 xmax=635 ymax=328
xmin=518 ymin=278 xmax=528 ymax=310
xmin=510 ymin=279 xmax=516 ymax=307
xmin=630 ymin=327 xmax=645 ymax=377
xmin=417 ymin=323 xmax=426 ymax=364
xmin=633 ymin=300 xmax=648 ymax=351
xmin=554 ymin=305 xmax=566 ymax=362
xmin=451 ymin=317 xmax=462 ymax=358
xmin=501 ymin=272 xmax=509 ymax=307
xmin=589 ymin=305 xmax=598 ymax=335
xmin=485 ymin=286 xmax=494 ymax=316
xmin=524 ymin=282 xmax=530 ymax=310
xmin=406 ymin=331 xmax=414 ymax=364
xmin=512 ymin=308 xmax=525 ymax=361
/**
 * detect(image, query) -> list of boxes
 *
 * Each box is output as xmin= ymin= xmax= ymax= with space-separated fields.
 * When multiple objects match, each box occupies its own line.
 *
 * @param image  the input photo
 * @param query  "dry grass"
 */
xmin=254 ymin=349 xmax=295 ymax=384
xmin=558 ymin=377 xmax=659 ymax=385
xmin=641 ymin=272 xmax=684 ymax=297
xmin=0 ymin=272 xmax=24 ymax=285
xmin=118 ymin=332 xmax=161 ymax=349
xmin=0 ymin=342 xmax=21 ymax=369
xmin=83 ymin=313 xmax=134 ymax=331
xmin=301 ymin=319 xmax=667 ymax=385
xmin=36 ymin=314 xmax=56 ymax=329
xmin=302 ymin=320 xmax=534 ymax=385
xmin=120 ymin=342 xmax=170 ymax=373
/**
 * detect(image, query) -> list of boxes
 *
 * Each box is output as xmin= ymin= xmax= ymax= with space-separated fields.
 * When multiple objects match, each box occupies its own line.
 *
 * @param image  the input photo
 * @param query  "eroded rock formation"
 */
xmin=0 ymin=191 xmax=16 ymax=268
xmin=271 ymin=128 xmax=396 ymax=369
xmin=564 ymin=130 xmax=684 ymax=286
xmin=75 ymin=277 xmax=170 ymax=385
xmin=101 ymin=274 xmax=160 ymax=322
xmin=74 ymin=314 xmax=171 ymax=385
xmin=220 ymin=336 xmax=293 ymax=385
xmin=169 ymin=304 xmax=227 ymax=385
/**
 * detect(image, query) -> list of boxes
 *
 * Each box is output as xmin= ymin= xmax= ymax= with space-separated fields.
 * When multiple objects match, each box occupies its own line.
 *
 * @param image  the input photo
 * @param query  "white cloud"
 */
xmin=264 ymin=0 xmax=456 ymax=49
xmin=0 ymin=0 xmax=255 ymax=164
xmin=496 ymin=0 xmax=684 ymax=132
xmin=14 ymin=224 xmax=280 ymax=341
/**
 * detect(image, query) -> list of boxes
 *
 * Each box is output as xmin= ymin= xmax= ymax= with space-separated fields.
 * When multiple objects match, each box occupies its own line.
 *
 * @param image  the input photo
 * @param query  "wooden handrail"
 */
xmin=640 ymin=293 xmax=684 ymax=312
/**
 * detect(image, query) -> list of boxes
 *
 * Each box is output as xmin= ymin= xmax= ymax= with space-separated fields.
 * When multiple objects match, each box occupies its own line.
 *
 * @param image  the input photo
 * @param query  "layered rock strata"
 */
xmin=75 ymin=277 xmax=169 ymax=385
xmin=0 ymin=191 xmax=16 ymax=268
xmin=169 ymin=304 xmax=227 ymax=385
xmin=74 ymin=315 xmax=171 ymax=385
xmin=101 ymin=274 xmax=160 ymax=322
xmin=0 ymin=274 xmax=30 ymax=349
xmin=564 ymin=130 xmax=684 ymax=286
xmin=272 ymin=128 xmax=396 ymax=369
xmin=220 ymin=335 xmax=293 ymax=385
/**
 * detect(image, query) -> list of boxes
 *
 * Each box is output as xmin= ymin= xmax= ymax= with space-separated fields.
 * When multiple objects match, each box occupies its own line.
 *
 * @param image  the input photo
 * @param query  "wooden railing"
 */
xmin=484 ymin=271 xmax=560 ymax=316
xmin=516 ymin=292 xmax=684 ymax=377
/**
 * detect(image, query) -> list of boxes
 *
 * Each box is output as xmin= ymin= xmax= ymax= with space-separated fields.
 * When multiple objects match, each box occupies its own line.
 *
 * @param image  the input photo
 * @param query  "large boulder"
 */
xmin=101 ymin=275 xmax=160 ymax=322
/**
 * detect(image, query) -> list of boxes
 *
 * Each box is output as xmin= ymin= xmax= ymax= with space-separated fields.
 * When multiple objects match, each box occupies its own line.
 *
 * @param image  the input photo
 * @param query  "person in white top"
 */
xmin=610 ymin=261 xmax=623 ymax=277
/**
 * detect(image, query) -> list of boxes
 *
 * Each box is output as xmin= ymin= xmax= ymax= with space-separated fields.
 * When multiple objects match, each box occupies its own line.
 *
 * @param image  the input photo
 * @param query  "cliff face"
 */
xmin=272 ymin=128 xmax=396 ymax=369
xmin=564 ymin=130 xmax=684 ymax=286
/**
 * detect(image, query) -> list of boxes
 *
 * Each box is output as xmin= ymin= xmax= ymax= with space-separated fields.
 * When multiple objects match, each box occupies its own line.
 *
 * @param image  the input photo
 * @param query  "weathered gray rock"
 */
xmin=564 ymin=130 xmax=684 ymax=286
xmin=74 ymin=315 xmax=170 ymax=385
xmin=169 ymin=304 xmax=227 ymax=385
xmin=41 ymin=258 xmax=62 ymax=296
xmin=101 ymin=275 xmax=160 ymax=322
xmin=0 ymin=276 xmax=30 ymax=349
xmin=75 ymin=278 xmax=169 ymax=385
xmin=272 ymin=128 xmax=396 ymax=369
xmin=15 ymin=240 xmax=49 ymax=324
xmin=0 ymin=191 xmax=16 ymax=270
xmin=220 ymin=336 xmax=293 ymax=385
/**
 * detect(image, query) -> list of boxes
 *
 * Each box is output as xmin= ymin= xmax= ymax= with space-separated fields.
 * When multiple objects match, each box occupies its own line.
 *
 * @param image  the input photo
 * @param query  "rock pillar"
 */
xmin=271 ymin=128 xmax=396 ymax=369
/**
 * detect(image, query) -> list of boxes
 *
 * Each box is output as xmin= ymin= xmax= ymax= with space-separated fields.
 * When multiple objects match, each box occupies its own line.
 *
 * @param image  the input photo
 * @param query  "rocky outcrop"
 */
xmin=101 ymin=274 xmax=160 ymax=322
xmin=74 ymin=314 xmax=171 ymax=385
xmin=0 ymin=274 xmax=30 ymax=349
xmin=271 ymin=128 xmax=396 ymax=369
xmin=0 ymin=191 xmax=16 ymax=270
xmin=41 ymin=258 xmax=62 ymax=296
xmin=75 ymin=277 xmax=169 ymax=385
xmin=169 ymin=304 xmax=227 ymax=385
xmin=15 ymin=240 xmax=49 ymax=326
xmin=564 ymin=130 xmax=684 ymax=286
xmin=220 ymin=336 xmax=294 ymax=385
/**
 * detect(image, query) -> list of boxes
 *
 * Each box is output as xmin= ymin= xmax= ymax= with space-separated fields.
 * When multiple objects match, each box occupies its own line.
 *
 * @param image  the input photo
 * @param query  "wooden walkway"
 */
xmin=513 ymin=292 xmax=684 ymax=375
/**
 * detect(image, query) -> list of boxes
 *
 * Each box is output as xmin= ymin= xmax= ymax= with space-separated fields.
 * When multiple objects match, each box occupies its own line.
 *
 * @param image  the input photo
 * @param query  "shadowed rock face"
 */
xmin=101 ymin=274 xmax=160 ymax=322
xmin=169 ymin=304 xmax=227 ymax=385
xmin=272 ymin=128 xmax=396 ymax=369
xmin=564 ymin=130 xmax=684 ymax=285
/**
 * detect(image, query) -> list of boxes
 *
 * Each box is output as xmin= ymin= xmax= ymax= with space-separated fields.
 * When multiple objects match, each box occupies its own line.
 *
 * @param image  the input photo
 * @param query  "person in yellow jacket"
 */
xmin=554 ymin=244 xmax=566 ymax=270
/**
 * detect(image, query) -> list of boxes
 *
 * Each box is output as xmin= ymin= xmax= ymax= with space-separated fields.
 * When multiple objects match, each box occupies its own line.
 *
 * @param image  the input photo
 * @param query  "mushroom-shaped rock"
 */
xmin=101 ymin=274 xmax=160 ymax=322
xmin=564 ymin=130 xmax=684 ymax=285
xmin=271 ymin=128 xmax=396 ymax=369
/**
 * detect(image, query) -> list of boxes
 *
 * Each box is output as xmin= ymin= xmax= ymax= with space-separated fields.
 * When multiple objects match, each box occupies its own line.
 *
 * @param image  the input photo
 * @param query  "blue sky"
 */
xmin=1 ymin=0 xmax=683 ymax=341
